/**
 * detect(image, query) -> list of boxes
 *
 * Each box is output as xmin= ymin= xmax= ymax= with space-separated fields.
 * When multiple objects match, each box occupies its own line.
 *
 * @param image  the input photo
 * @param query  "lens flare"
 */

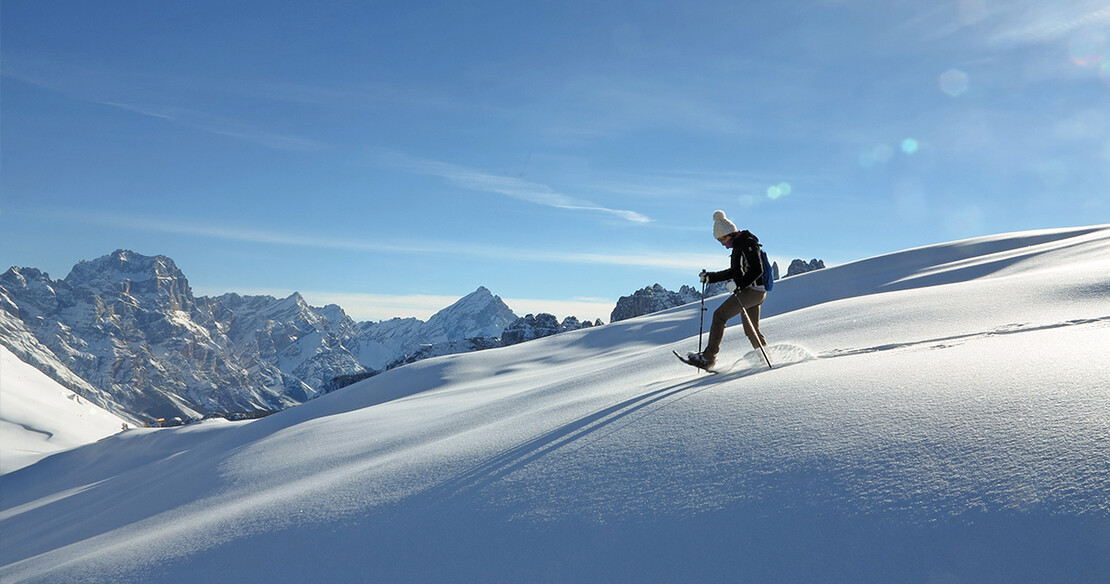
xmin=939 ymin=69 xmax=969 ymax=97
xmin=901 ymin=139 xmax=919 ymax=154
xmin=766 ymin=182 xmax=791 ymax=200
xmin=1068 ymin=33 xmax=1106 ymax=68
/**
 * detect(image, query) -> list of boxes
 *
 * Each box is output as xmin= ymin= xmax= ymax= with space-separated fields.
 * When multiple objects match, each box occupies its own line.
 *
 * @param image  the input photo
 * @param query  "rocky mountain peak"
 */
xmin=1 ymin=266 xmax=51 ymax=287
xmin=66 ymin=249 xmax=183 ymax=282
xmin=63 ymin=249 xmax=194 ymax=312
xmin=787 ymin=258 xmax=826 ymax=277
xmin=0 ymin=267 xmax=66 ymax=320
xmin=422 ymin=286 xmax=518 ymax=342
xmin=609 ymin=282 xmax=729 ymax=323
xmin=500 ymin=313 xmax=597 ymax=347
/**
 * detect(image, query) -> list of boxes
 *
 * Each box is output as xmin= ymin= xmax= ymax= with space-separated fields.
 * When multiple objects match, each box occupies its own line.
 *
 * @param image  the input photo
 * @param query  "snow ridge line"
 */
xmin=820 ymin=316 xmax=1110 ymax=359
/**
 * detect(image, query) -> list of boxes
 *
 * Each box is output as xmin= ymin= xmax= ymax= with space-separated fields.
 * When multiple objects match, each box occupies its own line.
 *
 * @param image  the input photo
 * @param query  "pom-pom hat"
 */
xmin=713 ymin=210 xmax=737 ymax=241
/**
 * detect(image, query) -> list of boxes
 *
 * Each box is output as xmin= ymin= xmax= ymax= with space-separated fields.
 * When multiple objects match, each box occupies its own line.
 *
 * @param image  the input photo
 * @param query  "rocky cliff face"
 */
xmin=0 ymin=251 xmax=355 ymax=421
xmin=609 ymin=283 xmax=729 ymax=323
xmin=787 ymin=258 xmax=826 ymax=277
xmin=500 ymin=313 xmax=601 ymax=347
xmin=0 ymin=251 xmax=520 ymax=422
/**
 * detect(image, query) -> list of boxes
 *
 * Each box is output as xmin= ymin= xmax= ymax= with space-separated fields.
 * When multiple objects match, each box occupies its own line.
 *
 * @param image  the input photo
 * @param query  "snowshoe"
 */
xmin=674 ymin=350 xmax=716 ymax=372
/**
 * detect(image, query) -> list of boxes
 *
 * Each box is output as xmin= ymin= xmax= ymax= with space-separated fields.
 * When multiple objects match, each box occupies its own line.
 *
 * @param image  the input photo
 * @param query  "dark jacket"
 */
xmin=707 ymin=230 xmax=764 ymax=290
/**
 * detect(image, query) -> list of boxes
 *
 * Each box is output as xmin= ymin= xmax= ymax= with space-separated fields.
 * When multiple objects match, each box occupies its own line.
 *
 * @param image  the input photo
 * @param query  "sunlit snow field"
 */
xmin=2 ymin=225 xmax=1108 ymax=583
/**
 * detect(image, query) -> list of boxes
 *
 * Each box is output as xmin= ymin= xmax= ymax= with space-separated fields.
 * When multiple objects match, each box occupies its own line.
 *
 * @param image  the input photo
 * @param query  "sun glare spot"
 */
xmin=1068 ymin=33 xmax=1106 ymax=68
xmin=766 ymin=182 xmax=791 ymax=200
xmin=939 ymin=69 xmax=969 ymax=97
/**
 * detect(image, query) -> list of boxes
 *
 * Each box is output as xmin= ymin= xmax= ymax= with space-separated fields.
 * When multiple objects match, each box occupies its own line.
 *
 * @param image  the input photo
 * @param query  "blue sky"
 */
xmin=2 ymin=0 xmax=1108 ymax=322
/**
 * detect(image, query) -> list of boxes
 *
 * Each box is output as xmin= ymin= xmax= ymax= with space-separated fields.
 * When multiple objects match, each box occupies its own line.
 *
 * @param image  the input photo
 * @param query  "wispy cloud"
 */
xmin=987 ymin=2 xmax=1110 ymax=45
xmin=2 ymin=54 xmax=327 ymax=152
xmin=372 ymin=150 xmax=651 ymax=223
xmin=29 ymin=209 xmax=715 ymax=272
xmin=103 ymin=100 xmax=327 ymax=151
xmin=917 ymin=0 xmax=1110 ymax=47
xmin=571 ymin=168 xmax=820 ymax=203
xmin=38 ymin=209 xmax=438 ymax=255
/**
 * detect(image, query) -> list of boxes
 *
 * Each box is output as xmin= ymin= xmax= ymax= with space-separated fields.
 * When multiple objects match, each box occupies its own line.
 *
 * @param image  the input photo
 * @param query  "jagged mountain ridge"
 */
xmin=0 ymin=250 xmax=518 ymax=422
xmin=1 ymin=249 xmax=819 ymax=422
xmin=609 ymin=256 xmax=821 ymax=323
xmin=500 ymin=313 xmax=603 ymax=346
xmin=787 ymin=258 xmax=825 ymax=276
xmin=610 ymin=282 xmax=730 ymax=323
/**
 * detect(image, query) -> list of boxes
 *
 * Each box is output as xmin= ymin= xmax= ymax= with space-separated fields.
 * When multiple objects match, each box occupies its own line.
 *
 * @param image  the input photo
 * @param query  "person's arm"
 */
xmin=731 ymin=240 xmax=763 ymax=289
xmin=705 ymin=264 xmax=733 ymax=284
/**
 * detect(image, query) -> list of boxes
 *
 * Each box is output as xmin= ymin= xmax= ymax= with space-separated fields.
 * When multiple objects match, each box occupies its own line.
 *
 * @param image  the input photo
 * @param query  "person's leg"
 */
xmin=745 ymin=304 xmax=767 ymax=347
xmin=735 ymin=289 xmax=768 ymax=349
xmin=702 ymin=293 xmax=742 ymax=365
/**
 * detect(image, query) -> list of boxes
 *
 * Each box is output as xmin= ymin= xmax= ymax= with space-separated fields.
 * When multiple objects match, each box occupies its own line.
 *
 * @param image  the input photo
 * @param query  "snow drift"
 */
xmin=0 ymin=346 xmax=129 ymax=474
xmin=1 ymin=225 xmax=1108 ymax=583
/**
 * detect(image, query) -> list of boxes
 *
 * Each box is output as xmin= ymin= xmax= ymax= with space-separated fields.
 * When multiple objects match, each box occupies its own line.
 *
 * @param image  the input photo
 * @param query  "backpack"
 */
xmin=739 ymin=230 xmax=775 ymax=292
xmin=759 ymin=247 xmax=775 ymax=292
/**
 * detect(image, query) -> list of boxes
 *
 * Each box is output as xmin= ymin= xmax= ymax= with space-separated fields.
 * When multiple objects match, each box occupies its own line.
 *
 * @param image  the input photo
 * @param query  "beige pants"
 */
xmin=703 ymin=288 xmax=767 ymax=361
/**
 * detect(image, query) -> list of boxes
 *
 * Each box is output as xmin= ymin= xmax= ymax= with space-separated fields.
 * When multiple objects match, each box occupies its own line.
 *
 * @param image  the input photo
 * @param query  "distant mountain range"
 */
xmin=610 ymin=283 xmax=729 ymax=323
xmin=0 ymin=250 xmax=517 ymax=422
xmin=0 ymin=250 xmax=821 ymax=423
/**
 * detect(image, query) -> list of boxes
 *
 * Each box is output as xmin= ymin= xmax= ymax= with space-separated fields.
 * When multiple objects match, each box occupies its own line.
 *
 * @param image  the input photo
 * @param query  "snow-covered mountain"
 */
xmin=0 ymin=252 xmax=346 ymax=420
xmin=420 ymin=286 xmax=517 ymax=342
xmin=358 ymin=286 xmax=517 ymax=368
xmin=2 ymin=225 xmax=1106 ymax=583
xmin=0 ymin=284 xmax=134 ymax=423
xmin=0 ymin=252 xmax=518 ymax=422
xmin=0 ymin=345 xmax=129 ymax=474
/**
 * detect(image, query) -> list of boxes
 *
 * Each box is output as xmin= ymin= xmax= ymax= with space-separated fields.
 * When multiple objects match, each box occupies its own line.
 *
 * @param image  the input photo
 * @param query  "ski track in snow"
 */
xmin=821 ymin=315 xmax=1110 ymax=358
xmin=679 ymin=315 xmax=1110 ymax=379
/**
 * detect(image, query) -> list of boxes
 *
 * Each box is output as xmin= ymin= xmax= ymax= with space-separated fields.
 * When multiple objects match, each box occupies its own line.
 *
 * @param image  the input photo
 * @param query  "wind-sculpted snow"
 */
xmin=1 ymin=225 xmax=1108 ymax=583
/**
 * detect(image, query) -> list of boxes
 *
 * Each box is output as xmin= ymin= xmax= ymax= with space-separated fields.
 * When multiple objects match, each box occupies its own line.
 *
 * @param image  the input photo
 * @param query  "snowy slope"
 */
xmin=1 ymin=225 xmax=1108 ymax=583
xmin=0 ymin=346 xmax=129 ymax=474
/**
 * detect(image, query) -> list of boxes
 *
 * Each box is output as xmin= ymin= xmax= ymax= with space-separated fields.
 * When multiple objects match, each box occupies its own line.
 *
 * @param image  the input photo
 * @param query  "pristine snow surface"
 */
xmin=1 ymin=226 xmax=1108 ymax=583
xmin=0 ymin=346 xmax=128 ymax=474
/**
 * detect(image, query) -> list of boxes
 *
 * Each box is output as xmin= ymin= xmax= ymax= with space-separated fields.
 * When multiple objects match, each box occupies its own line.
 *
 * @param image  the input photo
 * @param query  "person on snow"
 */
xmin=687 ymin=210 xmax=769 ymax=370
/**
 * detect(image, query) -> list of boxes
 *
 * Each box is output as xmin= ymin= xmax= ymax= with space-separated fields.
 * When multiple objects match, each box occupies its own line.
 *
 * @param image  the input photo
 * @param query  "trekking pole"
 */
xmin=698 ymin=281 xmax=707 ymax=353
xmin=739 ymin=303 xmax=773 ymax=369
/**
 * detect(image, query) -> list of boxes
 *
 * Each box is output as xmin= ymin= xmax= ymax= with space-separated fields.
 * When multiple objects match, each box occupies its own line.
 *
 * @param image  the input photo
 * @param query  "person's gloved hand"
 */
xmin=698 ymin=269 xmax=709 ymax=284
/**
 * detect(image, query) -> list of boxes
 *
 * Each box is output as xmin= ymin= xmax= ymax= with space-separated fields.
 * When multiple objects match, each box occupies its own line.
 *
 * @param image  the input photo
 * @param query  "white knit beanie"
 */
xmin=712 ymin=210 xmax=737 ymax=240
